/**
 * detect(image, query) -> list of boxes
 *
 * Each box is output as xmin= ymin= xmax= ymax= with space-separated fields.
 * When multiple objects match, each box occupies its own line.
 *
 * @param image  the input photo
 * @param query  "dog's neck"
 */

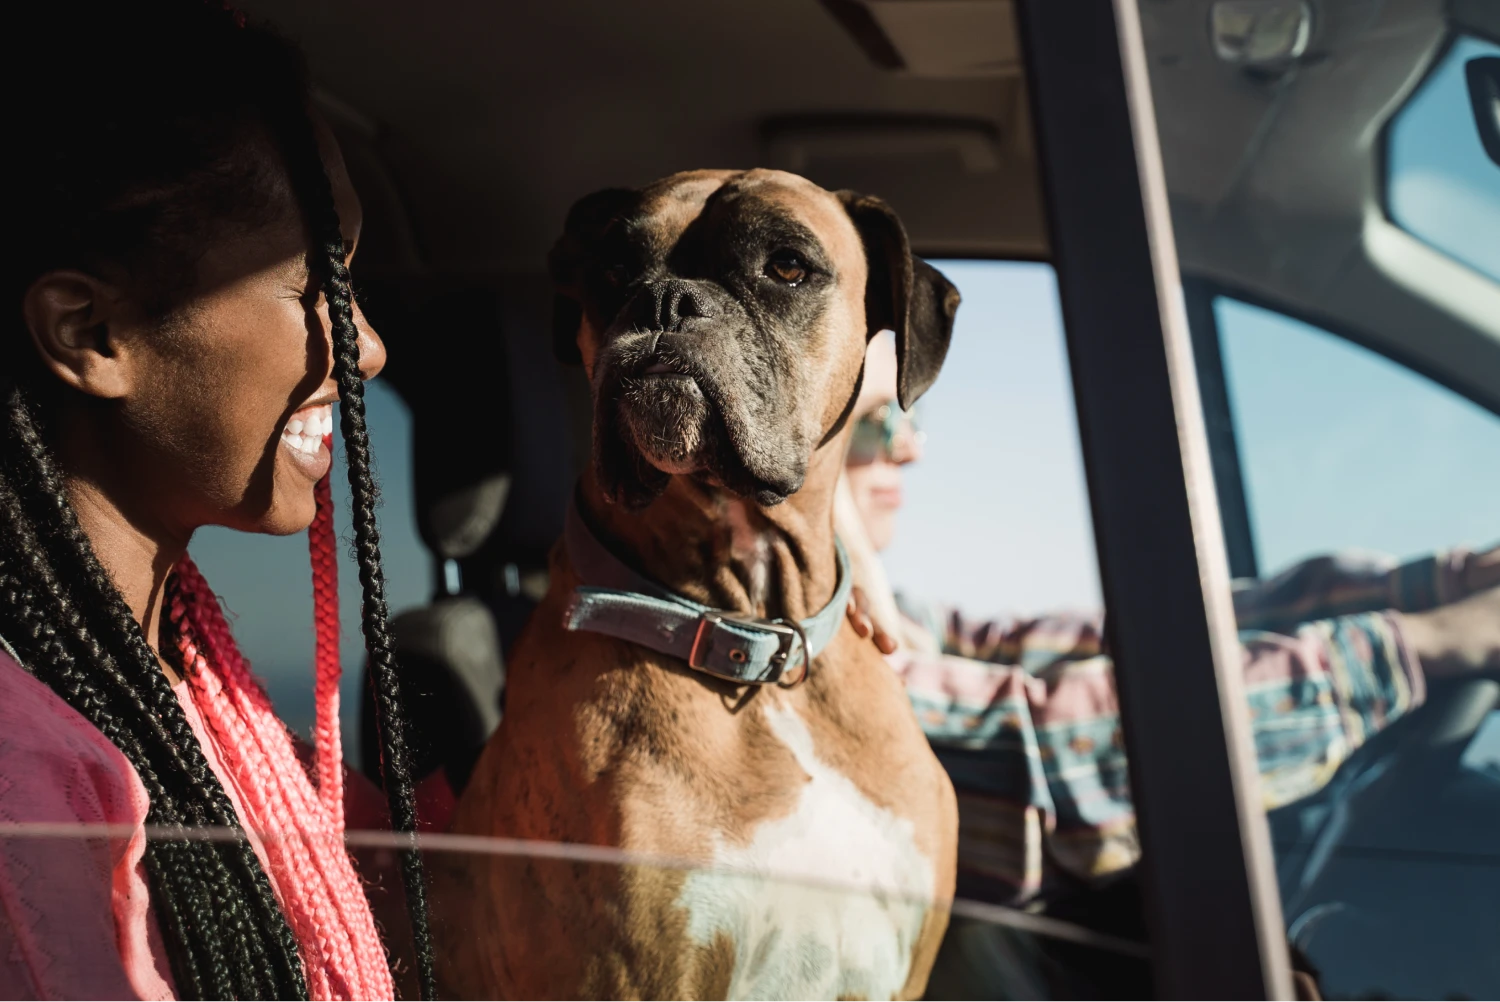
xmin=577 ymin=444 xmax=845 ymax=623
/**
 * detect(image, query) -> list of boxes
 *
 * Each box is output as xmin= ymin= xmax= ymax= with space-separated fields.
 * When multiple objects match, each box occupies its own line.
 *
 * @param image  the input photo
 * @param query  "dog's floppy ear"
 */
xmin=837 ymin=191 xmax=961 ymax=409
xmin=548 ymin=187 xmax=640 ymax=365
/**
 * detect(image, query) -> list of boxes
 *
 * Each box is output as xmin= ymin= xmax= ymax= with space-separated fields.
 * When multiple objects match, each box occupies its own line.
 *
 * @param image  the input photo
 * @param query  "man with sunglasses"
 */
xmin=838 ymin=333 xmax=1500 ymax=914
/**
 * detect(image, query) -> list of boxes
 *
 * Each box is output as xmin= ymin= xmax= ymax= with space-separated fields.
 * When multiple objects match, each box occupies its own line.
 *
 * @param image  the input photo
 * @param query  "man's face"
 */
xmin=845 ymin=334 xmax=924 ymax=551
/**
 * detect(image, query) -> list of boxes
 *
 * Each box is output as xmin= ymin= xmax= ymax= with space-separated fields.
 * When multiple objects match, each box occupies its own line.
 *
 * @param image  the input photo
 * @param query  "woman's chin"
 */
xmin=246 ymin=489 xmax=320 ymax=537
xmin=867 ymin=514 xmax=899 ymax=552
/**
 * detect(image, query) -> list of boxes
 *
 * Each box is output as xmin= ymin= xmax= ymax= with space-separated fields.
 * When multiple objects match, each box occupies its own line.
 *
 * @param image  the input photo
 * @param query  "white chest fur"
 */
xmin=673 ymin=703 xmax=936 ymax=1000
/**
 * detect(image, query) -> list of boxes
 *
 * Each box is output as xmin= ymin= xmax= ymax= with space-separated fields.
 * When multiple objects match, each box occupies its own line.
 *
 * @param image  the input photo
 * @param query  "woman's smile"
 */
xmin=281 ymin=401 xmax=335 ymax=479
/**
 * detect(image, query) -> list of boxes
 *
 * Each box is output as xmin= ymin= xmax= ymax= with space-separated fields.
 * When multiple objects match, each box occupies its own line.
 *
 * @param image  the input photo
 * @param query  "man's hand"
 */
xmin=1399 ymin=585 xmax=1500 ymax=678
xmin=1461 ymin=542 xmax=1500 ymax=593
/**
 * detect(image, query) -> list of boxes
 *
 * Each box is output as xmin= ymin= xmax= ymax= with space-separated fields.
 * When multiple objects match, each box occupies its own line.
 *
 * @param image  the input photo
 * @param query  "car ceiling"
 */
xmin=245 ymin=0 xmax=1500 ymax=410
xmin=242 ymin=0 xmax=1043 ymax=277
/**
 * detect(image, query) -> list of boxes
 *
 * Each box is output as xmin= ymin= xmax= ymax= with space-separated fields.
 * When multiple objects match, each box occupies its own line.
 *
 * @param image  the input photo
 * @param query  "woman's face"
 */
xmin=844 ymin=335 xmax=923 ymax=552
xmin=36 ymin=128 xmax=385 ymax=541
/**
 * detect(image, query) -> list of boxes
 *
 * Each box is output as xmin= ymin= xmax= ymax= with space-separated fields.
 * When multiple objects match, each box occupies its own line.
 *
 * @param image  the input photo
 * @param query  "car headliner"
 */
xmin=244 ymin=0 xmax=1500 ymax=412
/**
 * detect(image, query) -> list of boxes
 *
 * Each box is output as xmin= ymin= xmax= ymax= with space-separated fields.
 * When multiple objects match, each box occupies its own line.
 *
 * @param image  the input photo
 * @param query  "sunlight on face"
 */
xmin=844 ymin=334 xmax=922 ymax=551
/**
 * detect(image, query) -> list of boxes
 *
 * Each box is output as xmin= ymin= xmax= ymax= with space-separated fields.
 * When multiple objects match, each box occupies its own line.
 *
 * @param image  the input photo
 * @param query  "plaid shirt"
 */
xmin=893 ymin=547 xmax=1482 ymax=904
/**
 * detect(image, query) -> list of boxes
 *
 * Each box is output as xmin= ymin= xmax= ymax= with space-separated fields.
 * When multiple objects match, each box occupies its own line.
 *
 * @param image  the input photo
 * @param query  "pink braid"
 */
xmin=169 ymin=479 xmax=395 ymax=1000
xmin=309 ymin=456 xmax=344 ymax=814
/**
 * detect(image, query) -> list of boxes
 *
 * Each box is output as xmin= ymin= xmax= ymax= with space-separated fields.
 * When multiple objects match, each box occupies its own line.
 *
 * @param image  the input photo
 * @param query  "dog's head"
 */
xmin=551 ymin=169 xmax=959 ymax=509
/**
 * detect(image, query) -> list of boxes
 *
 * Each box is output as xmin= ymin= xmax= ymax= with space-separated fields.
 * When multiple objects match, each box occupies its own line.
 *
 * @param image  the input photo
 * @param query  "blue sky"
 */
xmin=1218 ymin=298 xmax=1500 ymax=572
xmin=881 ymin=261 xmax=1101 ymax=615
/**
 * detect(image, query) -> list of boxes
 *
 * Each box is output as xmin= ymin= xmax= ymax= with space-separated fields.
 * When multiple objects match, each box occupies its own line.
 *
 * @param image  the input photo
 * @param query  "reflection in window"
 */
xmin=1386 ymin=35 xmax=1500 ymax=281
xmin=1216 ymin=296 xmax=1500 ymax=571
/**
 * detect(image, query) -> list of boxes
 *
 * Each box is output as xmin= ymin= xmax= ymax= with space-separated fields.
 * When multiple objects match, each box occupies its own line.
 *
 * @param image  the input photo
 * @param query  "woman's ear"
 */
xmin=837 ymin=191 xmax=961 ymax=410
xmin=22 ymin=270 xmax=135 ymax=400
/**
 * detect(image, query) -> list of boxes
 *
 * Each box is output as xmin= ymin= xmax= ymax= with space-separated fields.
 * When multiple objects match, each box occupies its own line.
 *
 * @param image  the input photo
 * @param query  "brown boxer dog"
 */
xmin=435 ymin=169 xmax=960 ymax=1000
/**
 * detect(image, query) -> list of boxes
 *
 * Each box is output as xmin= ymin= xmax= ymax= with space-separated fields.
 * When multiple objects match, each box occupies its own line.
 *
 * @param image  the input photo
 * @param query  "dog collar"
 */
xmin=562 ymin=500 xmax=852 ymax=687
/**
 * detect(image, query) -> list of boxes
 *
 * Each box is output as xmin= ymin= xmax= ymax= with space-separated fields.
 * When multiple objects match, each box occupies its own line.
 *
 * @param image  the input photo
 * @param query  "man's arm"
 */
xmin=1233 ymin=545 xmax=1497 ymax=631
xmin=876 ymin=544 xmax=1496 ymax=904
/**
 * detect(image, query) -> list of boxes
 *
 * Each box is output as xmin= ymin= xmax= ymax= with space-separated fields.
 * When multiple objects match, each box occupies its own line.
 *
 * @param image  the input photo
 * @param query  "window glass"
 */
xmin=1141 ymin=4 xmax=1500 ymax=996
xmin=1211 ymin=294 xmax=1500 ymax=999
xmin=0 ymin=828 xmax=1149 ymax=1000
xmin=1386 ymin=35 xmax=1500 ymax=282
xmin=1216 ymin=296 xmax=1500 ymax=570
xmin=189 ymin=378 xmax=431 ymax=766
xmin=884 ymin=260 xmax=1100 ymax=613
xmin=854 ymin=259 xmax=1144 ymax=998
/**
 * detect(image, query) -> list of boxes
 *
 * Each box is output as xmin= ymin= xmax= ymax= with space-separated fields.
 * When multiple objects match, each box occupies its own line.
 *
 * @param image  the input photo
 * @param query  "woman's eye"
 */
xmin=766 ymin=254 xmax=808 ymax=286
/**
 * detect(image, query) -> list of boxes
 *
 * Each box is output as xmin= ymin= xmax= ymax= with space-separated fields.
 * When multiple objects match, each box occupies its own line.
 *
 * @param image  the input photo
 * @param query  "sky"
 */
xmin=1218 ymin=297 xmax=1500 ymax=573
xmin=881 ymin=261 xmax=1102 ymax=615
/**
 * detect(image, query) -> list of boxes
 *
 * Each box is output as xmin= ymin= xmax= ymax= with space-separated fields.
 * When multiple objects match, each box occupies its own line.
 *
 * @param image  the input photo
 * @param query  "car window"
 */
xmin=0 ymin=826 xmax=1150 ymax=1000
xmin=884 ymin=260 xmax=1100 ymax=614
xmin=845 ymin=258 xmax=1151 ymax=998
xmin=1386 ymin=35 xmax=1500 ymax=282
xmin=1139 ymin=3 xmax=1500 ymax=996
xmin=189 ymin=377 xmax=432 ymax=768
xmin=1212 ymin=295 xmax=1500 ymax=996
xmin=1215 ymin=296 xmax=1500 ymax=571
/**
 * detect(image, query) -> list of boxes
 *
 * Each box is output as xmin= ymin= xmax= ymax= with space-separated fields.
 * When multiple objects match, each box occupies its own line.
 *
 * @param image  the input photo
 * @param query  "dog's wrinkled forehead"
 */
xmin=628 ymin=169 xmax=866 ymax=278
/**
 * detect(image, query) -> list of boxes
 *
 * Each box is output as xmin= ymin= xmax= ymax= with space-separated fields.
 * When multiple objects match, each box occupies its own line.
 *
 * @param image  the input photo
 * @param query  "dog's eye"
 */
xmin=765 ymin=253 xmax=808 ymax=286
xmin=602 ymin=263 xmax=630 ymax=287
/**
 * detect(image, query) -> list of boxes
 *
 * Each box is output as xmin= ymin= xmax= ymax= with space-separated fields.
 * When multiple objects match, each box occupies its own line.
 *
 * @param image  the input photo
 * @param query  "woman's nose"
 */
xmin=352 ymin=300 xmax=387 ymax=382
xmin=890 ymin=421 xmax=923 ymax=465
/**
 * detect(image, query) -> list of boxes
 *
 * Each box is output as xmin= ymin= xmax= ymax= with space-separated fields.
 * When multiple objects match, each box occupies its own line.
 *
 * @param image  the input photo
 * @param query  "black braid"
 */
xmin=1 ymin=386 xmax=306 ymax=998
xmin=269 ymin=107 xmax=440 ymax=1002
xmin=2 ymin=2 xmax=433 ymax=997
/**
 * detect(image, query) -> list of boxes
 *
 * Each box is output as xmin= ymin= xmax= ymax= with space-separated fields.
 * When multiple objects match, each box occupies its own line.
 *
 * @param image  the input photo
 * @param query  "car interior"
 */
xmin=236 ymin=0 xmax=1500 ymax=997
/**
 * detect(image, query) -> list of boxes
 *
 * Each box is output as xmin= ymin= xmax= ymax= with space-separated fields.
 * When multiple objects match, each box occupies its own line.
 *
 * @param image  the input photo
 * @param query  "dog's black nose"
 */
xmin=643 ymin=279 xmax=714 ymax=330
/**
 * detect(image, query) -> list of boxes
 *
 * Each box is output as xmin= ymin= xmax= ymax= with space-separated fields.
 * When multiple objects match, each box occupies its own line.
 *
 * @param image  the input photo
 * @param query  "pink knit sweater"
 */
xmin=0 ymin=649 xmax=398 ymax=1000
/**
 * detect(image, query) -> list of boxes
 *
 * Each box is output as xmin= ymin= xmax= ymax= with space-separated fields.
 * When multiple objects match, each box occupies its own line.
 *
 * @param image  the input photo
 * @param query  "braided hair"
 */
xmin=3 ymin=3 xmax=434 ymax=997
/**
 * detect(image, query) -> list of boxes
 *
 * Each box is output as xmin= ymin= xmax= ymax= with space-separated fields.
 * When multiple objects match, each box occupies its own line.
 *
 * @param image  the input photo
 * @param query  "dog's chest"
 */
xmin=672 ymin=703 xmax=936 ymax=1000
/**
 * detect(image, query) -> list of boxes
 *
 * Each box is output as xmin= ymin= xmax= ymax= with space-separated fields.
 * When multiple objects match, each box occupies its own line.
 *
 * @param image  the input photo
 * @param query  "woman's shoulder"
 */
xmin=0 ymin=647 xmax=149 ymax=827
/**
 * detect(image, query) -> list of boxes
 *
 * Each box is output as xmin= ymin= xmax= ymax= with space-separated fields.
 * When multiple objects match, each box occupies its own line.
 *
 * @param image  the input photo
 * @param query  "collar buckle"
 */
xmin=687 ymin=612 xmax=810 ymax=687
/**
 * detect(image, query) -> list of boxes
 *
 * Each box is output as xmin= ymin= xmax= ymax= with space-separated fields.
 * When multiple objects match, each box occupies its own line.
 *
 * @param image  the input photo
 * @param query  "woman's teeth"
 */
xmin=282 ymin=408 xmax=334 ymax=456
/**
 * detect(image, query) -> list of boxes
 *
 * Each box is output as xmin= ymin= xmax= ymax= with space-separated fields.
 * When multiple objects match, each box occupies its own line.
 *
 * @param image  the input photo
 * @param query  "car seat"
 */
xmin=356 ymin=276 xmax=588 ymax=793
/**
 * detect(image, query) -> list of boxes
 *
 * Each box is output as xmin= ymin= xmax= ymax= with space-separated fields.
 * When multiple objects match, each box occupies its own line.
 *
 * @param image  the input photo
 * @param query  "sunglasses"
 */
xmin=847 ymin=403 xmax=925 ymax=464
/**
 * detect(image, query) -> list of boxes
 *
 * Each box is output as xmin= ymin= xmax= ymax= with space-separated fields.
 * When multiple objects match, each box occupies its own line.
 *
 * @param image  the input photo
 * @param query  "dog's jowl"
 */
xmin=435 ymin=170 xmax=961 ymax=1001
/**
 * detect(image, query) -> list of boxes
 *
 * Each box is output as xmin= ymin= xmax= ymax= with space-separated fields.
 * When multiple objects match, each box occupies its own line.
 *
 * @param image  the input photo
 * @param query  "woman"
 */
xmin=2 ymin=3 xmax=432 ymax=998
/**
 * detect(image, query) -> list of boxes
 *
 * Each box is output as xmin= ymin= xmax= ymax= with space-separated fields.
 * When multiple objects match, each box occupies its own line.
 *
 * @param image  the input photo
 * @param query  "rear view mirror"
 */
xmin=1467 ymin=56 xmax=1500 ymax=168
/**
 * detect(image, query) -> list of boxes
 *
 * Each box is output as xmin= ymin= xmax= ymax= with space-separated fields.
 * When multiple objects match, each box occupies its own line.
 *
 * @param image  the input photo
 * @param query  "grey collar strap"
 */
xmin=562 ymin=500 xmax=852 ymax=687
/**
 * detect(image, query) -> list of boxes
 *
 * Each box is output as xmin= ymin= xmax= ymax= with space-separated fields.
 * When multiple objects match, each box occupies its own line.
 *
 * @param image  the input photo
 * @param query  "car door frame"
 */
xmin=1016 ymin=0 xmax=1296 ymax=996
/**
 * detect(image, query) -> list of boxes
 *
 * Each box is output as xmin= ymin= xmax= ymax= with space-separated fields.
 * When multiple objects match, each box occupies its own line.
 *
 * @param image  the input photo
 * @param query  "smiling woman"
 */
xmin=0 ymin=3 xmax=433 ymax=999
